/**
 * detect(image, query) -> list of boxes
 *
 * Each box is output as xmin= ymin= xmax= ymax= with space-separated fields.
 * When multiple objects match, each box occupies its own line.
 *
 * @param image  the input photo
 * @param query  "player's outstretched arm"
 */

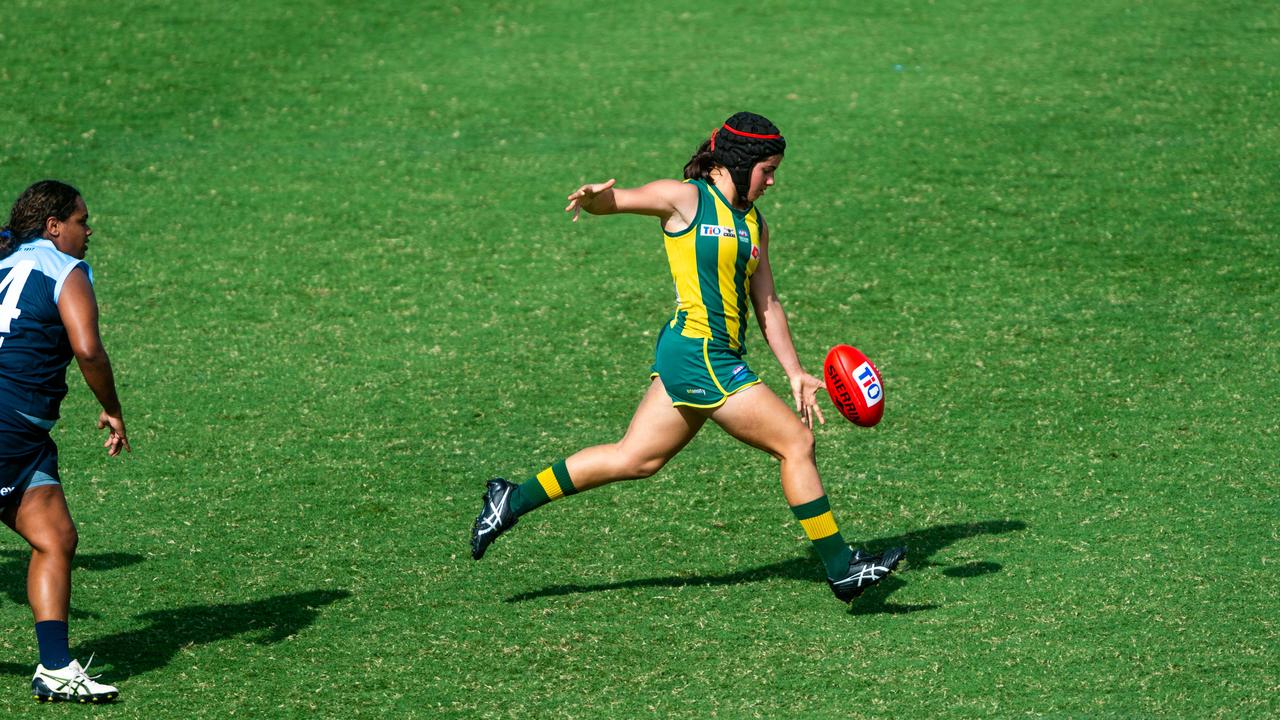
xmin=566 ymin=178 xmax=697 ymax=224
xmin=750 ymin=222 xmax=825 ymax=428
xmin=58 ymin=267 xmax=130 ymax=456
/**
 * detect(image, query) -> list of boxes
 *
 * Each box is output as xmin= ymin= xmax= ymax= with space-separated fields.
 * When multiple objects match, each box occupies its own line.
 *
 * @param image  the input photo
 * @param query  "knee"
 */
xmin=619 ymin=452 xmax=666 ymax=480
xmin=779 ymin=426 xmax=816 ymax=463
xmin=28 ymin=522 xmax=77 ymax=558
xmin=632 ymin=456 xmax=666 ymax=479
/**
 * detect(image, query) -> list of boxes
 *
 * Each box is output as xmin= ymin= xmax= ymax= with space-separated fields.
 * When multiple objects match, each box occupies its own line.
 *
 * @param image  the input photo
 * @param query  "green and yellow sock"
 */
xmin=790 ymin=495 xmax=854 ymax=578
xmin=509 ymin=459 xmax=576 ymax=517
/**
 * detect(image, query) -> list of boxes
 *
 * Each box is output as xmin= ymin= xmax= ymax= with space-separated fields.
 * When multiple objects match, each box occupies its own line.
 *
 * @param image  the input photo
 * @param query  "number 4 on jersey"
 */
xmin=0 ymin=260 xmax=36 ymax=349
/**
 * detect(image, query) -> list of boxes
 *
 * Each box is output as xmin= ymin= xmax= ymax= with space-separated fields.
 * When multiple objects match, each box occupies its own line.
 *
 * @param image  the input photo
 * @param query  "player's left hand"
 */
xmin=790 ymin=372 xmax=826 ymax=429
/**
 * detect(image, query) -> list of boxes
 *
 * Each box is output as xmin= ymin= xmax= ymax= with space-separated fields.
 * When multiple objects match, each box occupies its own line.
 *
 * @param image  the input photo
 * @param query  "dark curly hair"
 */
xmin=1 ymin=180 xmax=82 ymax=257
xmin=683 ymin=112 xmax=786 ymax=204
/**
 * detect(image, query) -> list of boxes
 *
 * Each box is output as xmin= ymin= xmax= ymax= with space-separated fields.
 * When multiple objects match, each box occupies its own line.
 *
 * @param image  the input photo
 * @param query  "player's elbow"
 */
xmin=750 ymin=293 xmax=780 ymax=320
xmin=73 ymin=344 xmax=110 ymax=367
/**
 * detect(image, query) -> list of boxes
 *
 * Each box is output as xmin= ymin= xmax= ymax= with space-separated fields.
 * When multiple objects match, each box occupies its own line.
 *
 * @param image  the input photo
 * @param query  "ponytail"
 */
xmin=682 ymin=138 xmax=716 ymax=180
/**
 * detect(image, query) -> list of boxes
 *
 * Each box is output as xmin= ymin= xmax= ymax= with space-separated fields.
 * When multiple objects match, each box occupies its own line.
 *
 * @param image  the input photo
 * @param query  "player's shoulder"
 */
xmin=664 ymin=178 xmax=704 ymax=210
xmin=752 ymin=204 xmax=768 ymax=231
xmin=646 ymin=177 xmax=700 ymax=197
xmin=4 ymin=239 xmax=85 ymax=274
xmin=633 ymin=178 xmax=700 ymax=222
xmin=2 ymin=240 xmax=91 ymax=299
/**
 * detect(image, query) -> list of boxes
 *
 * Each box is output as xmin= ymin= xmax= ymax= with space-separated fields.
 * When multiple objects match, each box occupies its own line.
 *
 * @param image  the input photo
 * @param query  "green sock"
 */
xmin=790 ymin=495 xmax=854 ymax=578
xmin=509 ymin=459 xmax=576 ymax=517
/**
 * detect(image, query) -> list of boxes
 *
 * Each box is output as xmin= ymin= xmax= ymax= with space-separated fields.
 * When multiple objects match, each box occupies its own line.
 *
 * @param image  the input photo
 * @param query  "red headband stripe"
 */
xmin=721 ymin=123 xmax=782 ymax=140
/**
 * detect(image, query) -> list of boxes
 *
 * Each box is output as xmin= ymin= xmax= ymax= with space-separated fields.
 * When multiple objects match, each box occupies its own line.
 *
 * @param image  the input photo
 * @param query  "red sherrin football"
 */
xmin=823 ymin=345 xmax=885 ymax=427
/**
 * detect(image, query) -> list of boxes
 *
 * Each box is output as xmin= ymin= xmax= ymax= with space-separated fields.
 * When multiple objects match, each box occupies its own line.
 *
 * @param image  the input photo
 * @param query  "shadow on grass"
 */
xmin=507 ymin=519 xmax=1027 ymax=615
xmin=0 ymin=589 xmax=351 ymax=682
xmin=0 ymin=549 xmax=145 ymax=619
xmin=843 ymin=520 xmax=1027 ymax=615
xmin=507 ymin=555 xmax=821 ymax=604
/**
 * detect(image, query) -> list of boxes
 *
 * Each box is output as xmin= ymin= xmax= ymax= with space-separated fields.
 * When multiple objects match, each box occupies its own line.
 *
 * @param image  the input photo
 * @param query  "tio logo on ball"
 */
xmin=854 ymin=362 xmax=882 ymax=406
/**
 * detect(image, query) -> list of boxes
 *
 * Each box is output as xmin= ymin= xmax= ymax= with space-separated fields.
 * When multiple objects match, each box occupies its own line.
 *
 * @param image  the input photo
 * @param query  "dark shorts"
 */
xmin=649 ymin=323 xmax=761 ymax=408
xmin=0 ymin=407 xmax=60 ymax=507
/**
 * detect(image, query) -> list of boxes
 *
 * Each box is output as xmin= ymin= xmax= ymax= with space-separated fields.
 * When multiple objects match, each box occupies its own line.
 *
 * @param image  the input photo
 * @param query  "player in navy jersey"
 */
xmin=471 ymin=114 xmax=906 ymax=604
xmin=0 ymin=180 xmax=127 ymax=703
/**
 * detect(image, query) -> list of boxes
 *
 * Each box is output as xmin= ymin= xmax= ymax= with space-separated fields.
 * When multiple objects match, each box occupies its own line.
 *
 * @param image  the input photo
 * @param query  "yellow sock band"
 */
xmin=536 ymin=467 xmax=563 ymax=500
xmin=799 ymin=511 xmax=839 ymax=541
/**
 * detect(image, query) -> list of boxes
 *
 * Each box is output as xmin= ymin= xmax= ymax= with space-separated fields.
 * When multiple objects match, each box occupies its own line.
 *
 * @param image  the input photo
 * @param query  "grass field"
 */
xmin=1 ymin=0 xmax=1277 ymax=717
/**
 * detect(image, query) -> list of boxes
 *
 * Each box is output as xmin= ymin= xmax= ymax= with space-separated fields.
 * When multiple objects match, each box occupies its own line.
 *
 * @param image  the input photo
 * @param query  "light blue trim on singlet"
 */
xmin=3 ymin=239 xmax=93 ymax=304
xmin=17 ymin=410 xmax=56 ymax=431
xmin=26 ymin=471 xmax=60 ymax=490
xmin=28 ymin=238 xmax=95 ymax=303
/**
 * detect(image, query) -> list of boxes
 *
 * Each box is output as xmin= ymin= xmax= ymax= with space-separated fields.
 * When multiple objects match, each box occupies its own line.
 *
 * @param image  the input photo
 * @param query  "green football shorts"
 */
xmin=649 ymin=324 xmax=761 ymax=408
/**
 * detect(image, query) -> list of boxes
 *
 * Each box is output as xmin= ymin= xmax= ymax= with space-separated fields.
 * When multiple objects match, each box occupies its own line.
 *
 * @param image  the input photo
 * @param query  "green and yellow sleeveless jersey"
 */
xmin=662 ymin=178 xmax=763 ymax=354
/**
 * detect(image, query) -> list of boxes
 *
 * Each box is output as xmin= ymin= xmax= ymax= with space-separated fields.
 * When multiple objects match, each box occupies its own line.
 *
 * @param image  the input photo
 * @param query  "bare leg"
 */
xmin=708 ymin=384 xmax=823 ymax=505
xmin=2 ymin=485 xmax=78 ymax=622
xmin=710 ymin=383 xmax=907 ymax=599
xmin=471 ymin=378 xmax=707 ymax=560
xmin=564 ymin=378 xmax=708 ymax=491
xmin=10 ymin=485 xmax=121 ymax=701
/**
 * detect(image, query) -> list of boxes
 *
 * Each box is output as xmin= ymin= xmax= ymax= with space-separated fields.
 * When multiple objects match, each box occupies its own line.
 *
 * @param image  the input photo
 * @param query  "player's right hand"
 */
xmin=98 ymin=410 xmax=131 ymax=457
xmin=565 ymin=178 xmax=616 ymax=222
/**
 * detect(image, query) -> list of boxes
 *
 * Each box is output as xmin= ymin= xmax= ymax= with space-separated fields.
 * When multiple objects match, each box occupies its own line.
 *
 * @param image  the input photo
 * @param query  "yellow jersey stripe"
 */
xmin=739 ymin=208 xmax=761 ymax=347
xmin=711 ymin=194 xmax=743 ymax=351
xmin=664 ymin=225 xmax=708 ymax=337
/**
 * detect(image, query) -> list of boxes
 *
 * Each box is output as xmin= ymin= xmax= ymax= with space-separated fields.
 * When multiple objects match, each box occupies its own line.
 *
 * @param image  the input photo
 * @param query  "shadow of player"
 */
xmin=506 ymin=519 xmax=1027 ymax=615
xmin=0 ymin=589 xmax=351 ymax=682
xmin=0 ymin=549 xmax=144 ymax=619
xmin=845 ymin=519 xmax=1027 ymax=615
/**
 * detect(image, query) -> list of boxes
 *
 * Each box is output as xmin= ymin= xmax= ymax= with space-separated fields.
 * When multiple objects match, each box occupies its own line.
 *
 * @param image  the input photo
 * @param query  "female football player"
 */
xmin=470 ymin=113 xmax=905 ymax=603
xmin=0 ymin=180 xmax=127 ymax=702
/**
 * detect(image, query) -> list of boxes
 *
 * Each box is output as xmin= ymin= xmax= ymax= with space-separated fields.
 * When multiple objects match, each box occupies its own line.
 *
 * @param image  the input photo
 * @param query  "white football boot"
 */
xmin=31 ymin=656 xmax=119 ymax=703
